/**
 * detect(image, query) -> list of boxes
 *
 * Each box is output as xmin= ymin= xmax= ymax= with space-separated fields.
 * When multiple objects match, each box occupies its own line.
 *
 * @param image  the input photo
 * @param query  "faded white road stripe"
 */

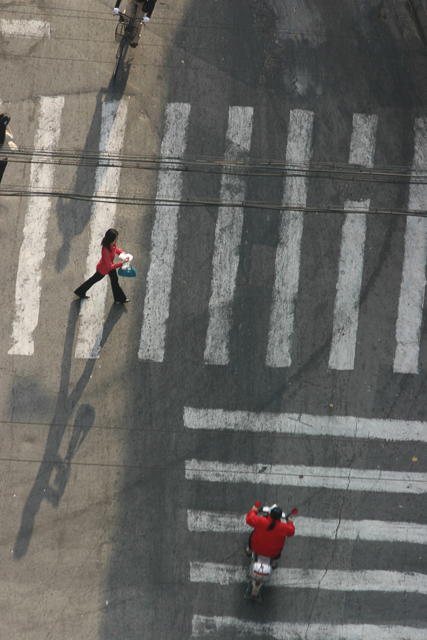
xmin=187 ymin=510 xmax=427 ymax=545
xmin=190 ymin=562 xmax=427 ymax=594
xmin=8 ymin=96 xmax=64 ymax=356
xmin=138 ymin=103 xmax=191 ymax=362
xmin=266 ymin=109 xmax=314 ymax=368
xmin=394 ymin=119 xmax=427 ymax=373
xmin=204 ymin=106 xmax=253 ymax=365
xmin=0 ymin=19 xmax=50 ymax=39
xmin=183 ymin=407 xmax=427 ymax=442
xmin=185 ymin=460 xmax=427 ymax=494
xmin=75 ymin=99 xmax=128 ymax=359
xmin=192 ymin=615 xmax=427 ymax=640
xmin=329 ymin=114 xmax=377 ymax=370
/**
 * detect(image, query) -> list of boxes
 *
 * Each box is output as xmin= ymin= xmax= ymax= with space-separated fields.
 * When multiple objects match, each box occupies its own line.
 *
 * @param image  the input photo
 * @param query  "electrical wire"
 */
xmin=1 ymin=150 xmax=426 ymax=215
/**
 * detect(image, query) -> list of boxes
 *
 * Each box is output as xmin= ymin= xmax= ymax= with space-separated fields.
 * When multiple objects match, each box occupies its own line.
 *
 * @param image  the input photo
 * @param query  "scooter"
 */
xmin=245 ymin=501 xmax=298 ymax=601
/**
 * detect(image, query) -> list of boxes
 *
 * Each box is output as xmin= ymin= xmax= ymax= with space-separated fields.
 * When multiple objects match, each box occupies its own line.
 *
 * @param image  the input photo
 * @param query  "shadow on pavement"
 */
xmin=55 ymin=61 xmax=131 ymax=272
xmin=13 ymin=300 xmax=126 ymax=560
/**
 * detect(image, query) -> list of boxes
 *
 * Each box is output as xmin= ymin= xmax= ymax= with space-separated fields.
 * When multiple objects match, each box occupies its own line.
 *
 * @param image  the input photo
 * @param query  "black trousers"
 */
xmin=0 ymin=160 xmax=8 ymax=184
xmin=75 ymin=269 xmax=127 ymax=303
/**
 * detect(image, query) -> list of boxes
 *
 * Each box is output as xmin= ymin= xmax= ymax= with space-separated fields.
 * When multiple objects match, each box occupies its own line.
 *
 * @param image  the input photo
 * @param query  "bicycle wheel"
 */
xmin=113 ymin=40 xmax=125 ymax=78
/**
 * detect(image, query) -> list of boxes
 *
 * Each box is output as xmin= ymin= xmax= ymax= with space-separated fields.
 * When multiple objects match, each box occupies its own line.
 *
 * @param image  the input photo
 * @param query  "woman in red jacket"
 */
xmin=245 ymin=503 xmax=295 ymax=563
xmin=74 ymin=228 xmax=130 ymax=304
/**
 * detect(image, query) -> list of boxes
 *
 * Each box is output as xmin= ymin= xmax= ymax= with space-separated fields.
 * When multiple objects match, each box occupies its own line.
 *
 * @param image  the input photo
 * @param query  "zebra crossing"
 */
xmin=74 ymin=98 xmax=128 ymax=359
xmin=5 ymin=97 xmax=427 ymax=375
xmin=183 ymin=407 xmax=427 ymax=638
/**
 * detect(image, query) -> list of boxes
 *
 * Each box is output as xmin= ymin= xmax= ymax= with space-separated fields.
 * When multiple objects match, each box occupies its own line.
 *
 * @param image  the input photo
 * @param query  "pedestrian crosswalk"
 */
xmin=328 ymin=114 xmax=377 ymax=370
xmin=204 ymin=106 xmax=254 ymax=366
xmin=75 ymin=98 xmax=128 ymax=359
xmin=8 ymin=95 xmax=65 ymax=356
xmin=191 ymin=616 xmax=427 ymax=640
xmin=4 ymin=98 xmax=427 ymax=375
xmin=184 ymin=406 xmax=427 ymax=637
xmin=187 ymin=509 xmax=427 ymax=544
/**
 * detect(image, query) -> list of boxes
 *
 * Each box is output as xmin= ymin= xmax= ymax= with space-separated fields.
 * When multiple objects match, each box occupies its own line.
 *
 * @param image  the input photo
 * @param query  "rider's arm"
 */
xmin=114 ymin=0 xmax=122 ymax=8
xmin=246 ymin=508 xmax=262 ymax=527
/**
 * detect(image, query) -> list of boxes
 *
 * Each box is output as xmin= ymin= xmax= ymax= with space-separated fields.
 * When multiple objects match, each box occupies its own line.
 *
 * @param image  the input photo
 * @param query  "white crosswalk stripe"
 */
xmin=329 ymin=114 xmax=378 ymax=370
xmin=204 ymin=106 xmax=254 ymax=365
xmin=183 ymin=407 xmax=427 ymax=442
xmin=191 ymin=616 xmax=427 ymax=640
xmin=190 ymin=562 xmax=427 ymax=594
xmin=75 ymin=99 xmax=128 ymax=359
xmin=0 ymin=19 xmax=50 ymax=39
xmin=187 ymin=509 xmax=427 ymax=544
xmin=266 ymin=109 xmax=315 ymax=368
xmin=138 ymin=102 xmax=191 ymax=362
xmin=185 ymin=459 xmax=427 ymax=494
xmin=8 ymin=95 xmax=65 ymax=356
xmin=394 ymin=119 xmax=427 ymax=374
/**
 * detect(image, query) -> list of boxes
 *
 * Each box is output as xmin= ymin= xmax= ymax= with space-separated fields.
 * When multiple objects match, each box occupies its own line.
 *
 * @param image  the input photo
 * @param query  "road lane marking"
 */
xmin=8 ymin=96 xmax=64 ymax=356
xmin=394 ymin=119 xmax=427 ymax=373
xmin=0 ymin=19 xmax=51 ymax=39
xmin=266 ymin=109 xmax=315 ymax=368
xmin=185 ymin=460 xmax=427 ymax=494
xmin=75 ymin=99 xmax=128 ymax=359
xmin=183 ymin=407 xmax=427 ymax=442
xmin=187 ymin=510 xmax=427 ymax=545
xmin=190 ymin=562 xmax=427 ymax=594
xmin=138 ymin=102 xmax=191 ymax=362
xmin=329 ymin=114 xmax=377 ymax=370
xmin=192 ymin=616 xmax=427 ymax=640
xmin=204 ymin=106 xmax=253 ymax=365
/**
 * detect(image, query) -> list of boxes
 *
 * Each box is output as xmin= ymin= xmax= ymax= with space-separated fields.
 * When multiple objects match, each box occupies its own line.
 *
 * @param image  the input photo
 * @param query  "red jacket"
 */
xmin=246 ymin=509 xmax=295 ymax=558
xmin=97 ymin=246 xmax=124 ymax=275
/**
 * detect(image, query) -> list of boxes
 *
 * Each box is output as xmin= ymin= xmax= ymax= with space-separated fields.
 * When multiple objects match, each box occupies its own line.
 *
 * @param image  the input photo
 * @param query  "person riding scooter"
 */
xmin=245 ymin=502 xmax=295 ymax=567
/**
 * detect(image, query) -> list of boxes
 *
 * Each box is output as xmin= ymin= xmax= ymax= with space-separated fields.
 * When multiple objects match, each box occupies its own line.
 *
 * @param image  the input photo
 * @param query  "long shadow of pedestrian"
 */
xmin=13 ymin=300 xmax=125 ymax=560
xmin=55 ymin=62 xmax=131 ymax=272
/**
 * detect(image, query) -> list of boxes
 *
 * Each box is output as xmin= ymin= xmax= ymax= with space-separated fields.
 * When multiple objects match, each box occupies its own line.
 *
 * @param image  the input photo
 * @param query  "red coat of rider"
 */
xmin=246 ymin=508 xmax=295 ymax=558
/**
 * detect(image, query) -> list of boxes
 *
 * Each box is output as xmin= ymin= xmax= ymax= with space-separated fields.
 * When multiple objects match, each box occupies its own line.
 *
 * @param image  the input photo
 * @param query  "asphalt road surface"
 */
xmin=1 ymin=0 xmax=427 ymax=638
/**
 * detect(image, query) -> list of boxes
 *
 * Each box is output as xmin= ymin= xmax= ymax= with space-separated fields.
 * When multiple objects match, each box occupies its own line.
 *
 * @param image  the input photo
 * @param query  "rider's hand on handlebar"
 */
xmin=287 ymin=517 xmax=294 ymax=524
xmin=114 ymin=8 xmax=120 ymax=14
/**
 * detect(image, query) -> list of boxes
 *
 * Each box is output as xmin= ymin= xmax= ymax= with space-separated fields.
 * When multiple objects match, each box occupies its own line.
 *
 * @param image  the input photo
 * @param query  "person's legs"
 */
xmin=108 ymin=269 xmax=128 ymax=303
xmin=74 ymin=271 xmax=104 ymax=298
xmin=125 ymin=0 xmax=143 ymax=44
xmin=0 ymin=159 xmax=8 ymax=184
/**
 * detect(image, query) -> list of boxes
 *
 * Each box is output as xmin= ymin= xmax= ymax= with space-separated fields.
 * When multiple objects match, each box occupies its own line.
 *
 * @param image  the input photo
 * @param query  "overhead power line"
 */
xmin=1 ymin=187 xmax=425 ymax=218
xmin=2 ymin=150 xmax=426 ymax=217
xmin=0 ymin=148 xmax=425 ymax=182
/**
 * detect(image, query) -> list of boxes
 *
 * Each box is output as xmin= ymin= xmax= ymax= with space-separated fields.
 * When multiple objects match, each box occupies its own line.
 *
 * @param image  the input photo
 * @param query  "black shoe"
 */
xmin=74 ymin=291 xmax=89 ymax=299
xmin=130 ymin=42 xmax=138 ymax=48
xmin=245 ymin=547 xmax=252 ymax=557
xmin=115 ymin=298 xmax=130 ymax=304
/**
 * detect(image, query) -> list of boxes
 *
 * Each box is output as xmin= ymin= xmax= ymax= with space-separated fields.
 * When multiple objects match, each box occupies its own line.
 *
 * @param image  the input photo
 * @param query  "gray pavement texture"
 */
xmin=410 ymin=0 xmax=427 ymax=44
xmin=2 ymin=0 xmax=427 ymax=639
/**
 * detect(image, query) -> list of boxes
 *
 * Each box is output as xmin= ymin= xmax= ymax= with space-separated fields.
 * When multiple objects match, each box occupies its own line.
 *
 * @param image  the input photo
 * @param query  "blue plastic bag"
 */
xmin=118 ymin=264 xmax=136 ymax=278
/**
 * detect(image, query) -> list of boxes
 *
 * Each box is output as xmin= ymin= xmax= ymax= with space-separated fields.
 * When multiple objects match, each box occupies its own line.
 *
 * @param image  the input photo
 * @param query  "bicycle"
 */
xmin=113 ymin=6 xmax=140 ymax=79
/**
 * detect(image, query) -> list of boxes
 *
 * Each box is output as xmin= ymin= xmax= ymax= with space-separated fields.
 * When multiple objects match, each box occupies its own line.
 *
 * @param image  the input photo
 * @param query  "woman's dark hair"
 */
xmin=101 ymin=228 xmax=119 ymax=248
xmin=267 ymin=506 xmax=283 ymax=531
xmin=0 ymin=113 xmax=11 ymax=146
